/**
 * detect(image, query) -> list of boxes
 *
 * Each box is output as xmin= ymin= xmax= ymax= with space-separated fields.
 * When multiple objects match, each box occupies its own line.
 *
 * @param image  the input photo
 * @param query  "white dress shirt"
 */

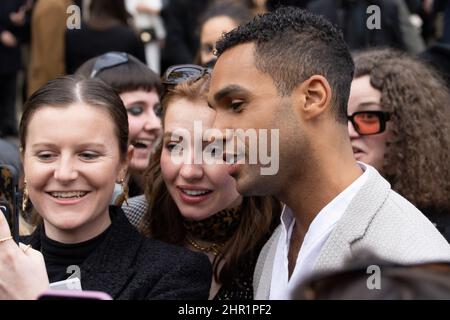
xmin=269 ymin=162 xmax=370 ymax=299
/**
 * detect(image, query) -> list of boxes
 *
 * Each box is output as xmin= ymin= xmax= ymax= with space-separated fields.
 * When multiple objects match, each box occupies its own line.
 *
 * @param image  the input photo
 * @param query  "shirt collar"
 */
xmin=279 ymin=162 xmax=370 ymax=239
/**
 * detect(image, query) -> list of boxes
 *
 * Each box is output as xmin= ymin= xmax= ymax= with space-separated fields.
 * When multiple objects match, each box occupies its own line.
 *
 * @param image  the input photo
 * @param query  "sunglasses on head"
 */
xmin=90 ymin=52 xmax=129 ymax=78
xmin=161 ymin=64 xmax=211 ymax=85
xmin=347 ymin=111 xmax=391 ymax=135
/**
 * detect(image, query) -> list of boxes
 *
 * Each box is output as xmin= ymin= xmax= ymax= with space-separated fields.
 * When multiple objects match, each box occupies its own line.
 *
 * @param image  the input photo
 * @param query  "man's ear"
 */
xmin=292 ymin=75 xmax=332 ymax=120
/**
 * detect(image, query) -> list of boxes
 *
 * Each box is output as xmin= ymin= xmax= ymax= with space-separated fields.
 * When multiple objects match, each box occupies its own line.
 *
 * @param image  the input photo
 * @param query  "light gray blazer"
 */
xmin=254 ymin=166 xmax=450 ymax=299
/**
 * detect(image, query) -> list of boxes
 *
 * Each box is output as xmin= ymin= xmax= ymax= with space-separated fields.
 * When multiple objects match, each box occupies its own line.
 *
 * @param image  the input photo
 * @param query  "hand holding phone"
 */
xmin=0 ymin=207 xmax=50 ymax=300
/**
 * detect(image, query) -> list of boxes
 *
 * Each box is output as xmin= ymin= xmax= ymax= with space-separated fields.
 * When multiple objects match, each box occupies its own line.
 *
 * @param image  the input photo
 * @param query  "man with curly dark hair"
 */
xmin=207 ymin=7 xmax=450 ymax=299
xmin=350 ymin=48 xmax=450 ymax=241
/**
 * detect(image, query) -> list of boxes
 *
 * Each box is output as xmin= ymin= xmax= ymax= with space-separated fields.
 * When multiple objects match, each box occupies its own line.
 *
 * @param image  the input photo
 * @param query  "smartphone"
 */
xmin=0 ymin=164 xmax=20 ymax=243
xmin=37 ymin=289 xmax=112 ymax=300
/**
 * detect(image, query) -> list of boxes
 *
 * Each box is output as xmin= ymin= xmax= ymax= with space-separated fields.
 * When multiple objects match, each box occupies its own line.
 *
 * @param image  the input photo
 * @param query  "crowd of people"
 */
xmin=0 ymin=0 xmax=449 ymax=301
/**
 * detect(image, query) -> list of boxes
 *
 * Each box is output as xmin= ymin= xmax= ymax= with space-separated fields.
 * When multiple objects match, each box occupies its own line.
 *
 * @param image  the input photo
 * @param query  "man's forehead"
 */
xmin=209 ymin=43 xmax=257 ymax=93
xmin=214 ymin=42 xmax=255 ymax=73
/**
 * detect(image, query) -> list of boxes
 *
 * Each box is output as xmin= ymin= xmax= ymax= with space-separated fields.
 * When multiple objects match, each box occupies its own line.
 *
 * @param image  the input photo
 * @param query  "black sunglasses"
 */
xmin=161 ymin=64 xmax=211 ymax=85
xmin=90 ymin=52 xmax=129 ymax=78
xmin=347 ymin=111 xmax=391 ymax=135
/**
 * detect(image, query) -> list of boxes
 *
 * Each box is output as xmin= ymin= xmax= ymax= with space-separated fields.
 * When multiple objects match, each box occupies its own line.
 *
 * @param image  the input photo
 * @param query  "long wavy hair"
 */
xmin=139 ymin=75 xmax=281 ymax=285
xmin=353 ymin=48 xmax=450 ymax=213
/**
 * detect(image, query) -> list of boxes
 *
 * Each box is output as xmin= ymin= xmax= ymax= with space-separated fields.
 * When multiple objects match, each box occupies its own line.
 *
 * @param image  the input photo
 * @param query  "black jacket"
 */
xmin=0 ymin=0 xmax=27 ymax=74
xmin=23 ymin=206 xmax=212 ymax=300
xmin=160 ymin=0 xmax=211 ymax=71
xmin=307 ymin=0 xmax=405 ymax=50
xmin=65 ymin=22 xmax=146 ymax=74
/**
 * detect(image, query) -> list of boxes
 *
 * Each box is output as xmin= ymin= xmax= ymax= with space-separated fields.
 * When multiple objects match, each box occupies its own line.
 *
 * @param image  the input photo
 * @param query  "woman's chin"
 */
xmin=179 ymin=208 xmax=215 ymax=221
xmin=130 ymin=160 xmax=150 ymax=174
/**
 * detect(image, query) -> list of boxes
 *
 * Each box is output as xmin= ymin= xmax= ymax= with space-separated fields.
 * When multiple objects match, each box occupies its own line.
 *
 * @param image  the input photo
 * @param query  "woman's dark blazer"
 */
xmin=23 ymin=206 xmax=212 ymax=300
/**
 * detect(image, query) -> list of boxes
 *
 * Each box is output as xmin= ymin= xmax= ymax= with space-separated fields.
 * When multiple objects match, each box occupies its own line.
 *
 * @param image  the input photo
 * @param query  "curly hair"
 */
xmin=353 ymin=48 xmax=450 ymax=213
xmin=215 ymin=6 xmax=354 ymax=123
xmin=139 ymin=75 xmax=281 ymax=286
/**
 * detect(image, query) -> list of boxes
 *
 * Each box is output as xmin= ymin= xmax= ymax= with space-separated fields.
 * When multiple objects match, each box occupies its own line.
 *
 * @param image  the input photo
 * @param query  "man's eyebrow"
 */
xmin=213 ymin=85 xmax=249 ymax=102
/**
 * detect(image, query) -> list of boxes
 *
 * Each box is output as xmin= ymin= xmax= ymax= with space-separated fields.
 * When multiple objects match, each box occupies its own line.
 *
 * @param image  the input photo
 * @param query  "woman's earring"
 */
xmin=121 ymin=178 xmax=129 ymax=205
xmin=115 ymin=178 xmax=129 ymax=206
xmin=22 ymin=180 xmax=29 ymax=212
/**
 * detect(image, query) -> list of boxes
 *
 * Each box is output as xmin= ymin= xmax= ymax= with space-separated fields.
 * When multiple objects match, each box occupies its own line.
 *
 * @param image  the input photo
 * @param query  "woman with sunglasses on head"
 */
xmin=76 ymin=52 xmax=162 ymax=200
xmin=348 ymin=48 xmax=450 ymax=241
xmin=125 ymin=65 xmax=281 ymax=299
xmin=0 ymin=75 xmax=211 ymax=300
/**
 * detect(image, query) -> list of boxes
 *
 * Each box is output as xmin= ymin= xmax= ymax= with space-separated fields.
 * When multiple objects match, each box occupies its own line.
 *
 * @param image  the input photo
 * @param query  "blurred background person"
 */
xmin=0 ymin=0 xmax=31 ymax=137
xmin=126 ymin=0 xmax=166 ymax=74
xmin=306 ymin=0 xmax=425 ymax=53
xmin=76 ymin=52 xmax=162 ymax=199
xmin=0 ymin=138 xmax=21 ymax=175
xmin=196 ymin=1 xmax=252 ymax=66
xmin=348 ymin=48 xmax=450 ymax=241
xmin=65 ymin=0 xmax=145 ymax=74
xmin=158 ymin=0 xmax=334 ymax=72
xmin=28 ymin=0 xmax=73 ymax=96
xmin=160 ymin=0 xmax=211 ymax=71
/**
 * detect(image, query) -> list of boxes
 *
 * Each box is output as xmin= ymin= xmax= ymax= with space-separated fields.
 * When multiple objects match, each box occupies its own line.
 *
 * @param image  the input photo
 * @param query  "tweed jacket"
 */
xmin=23 ymin=206 xmax=212 ymax=300
xmin=122 ymin=194 xmax=148 ymax=228
xmin=254 ymin=166 xmax=450 ymax=299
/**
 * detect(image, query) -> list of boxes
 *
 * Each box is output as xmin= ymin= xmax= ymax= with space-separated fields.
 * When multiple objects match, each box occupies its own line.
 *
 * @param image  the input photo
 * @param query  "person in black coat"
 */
xmin=24 ymin=206 xmax=211 ymax=299
xmin=306 ymin=0 xmax=405 ymax=50
xmin=160 ymin=0 xmax=212 ymax=72
xmin=0 ymin=75 xmax=211 ymax=300
xmin=65 ymin=0 xmax=146 ymax=74
xmin=0 ymin=0 xmax=29 ymax=137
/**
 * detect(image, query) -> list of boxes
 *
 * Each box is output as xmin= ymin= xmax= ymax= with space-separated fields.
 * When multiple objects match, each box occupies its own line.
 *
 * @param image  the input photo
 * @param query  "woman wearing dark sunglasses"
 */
xmin=348 ymin=48 xmax=450 ymax=241
xmin=124 ymin=65 xmax=281 ymax=300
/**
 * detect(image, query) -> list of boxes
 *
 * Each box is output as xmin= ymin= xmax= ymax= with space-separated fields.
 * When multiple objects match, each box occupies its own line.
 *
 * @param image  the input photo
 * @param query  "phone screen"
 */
xmin=0 ymin=165 xmax=19 ymax=242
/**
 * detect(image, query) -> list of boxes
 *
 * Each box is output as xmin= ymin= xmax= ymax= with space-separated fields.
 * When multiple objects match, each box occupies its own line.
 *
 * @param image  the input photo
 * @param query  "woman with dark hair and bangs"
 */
xmin=348 ymin=48 xmax=450 ymax=241
xmin=76 ymin=52 xmax=163 ymax=200
xmin=124 ymin=66 xmax=281 ymax=300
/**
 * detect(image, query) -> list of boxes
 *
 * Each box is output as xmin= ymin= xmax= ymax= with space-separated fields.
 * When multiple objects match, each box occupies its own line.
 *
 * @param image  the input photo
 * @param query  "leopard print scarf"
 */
xmin=183 ymin=207 xmax=241 ymax=243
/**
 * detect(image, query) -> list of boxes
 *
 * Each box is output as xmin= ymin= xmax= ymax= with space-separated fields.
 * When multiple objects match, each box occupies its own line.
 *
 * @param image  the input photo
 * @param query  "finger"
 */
xmin=18 ymin=242 xmax=42 ymax=260
xmin=18 ymin=243 xmax=32 ymax=255
xmin=0 ymin=210 xmax=12 ymax=239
